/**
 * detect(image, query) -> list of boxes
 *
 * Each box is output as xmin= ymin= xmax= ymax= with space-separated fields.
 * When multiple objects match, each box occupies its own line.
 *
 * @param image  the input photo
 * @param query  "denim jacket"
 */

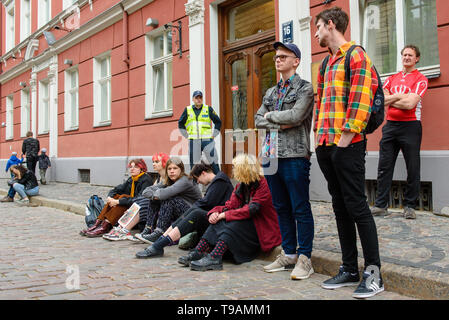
xmin=255 ymin=74 xmax=314 ymax=158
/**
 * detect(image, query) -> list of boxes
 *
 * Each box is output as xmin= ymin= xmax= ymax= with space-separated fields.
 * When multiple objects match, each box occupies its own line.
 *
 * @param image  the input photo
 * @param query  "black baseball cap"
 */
xmin=273 ymin=42 xmax=301 ymax=60
xmin=192 ymin=90 xmax=203 ymax=98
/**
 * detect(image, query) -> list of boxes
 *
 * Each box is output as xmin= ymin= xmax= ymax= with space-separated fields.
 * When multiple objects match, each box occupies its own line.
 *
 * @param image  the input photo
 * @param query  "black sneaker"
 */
xmin=321 ymin=266 xmax=360 ymax=289
xmin=352 ymin=269 xmax=384 ymax=299
xmin=178 ymin=250 xmax=206 ymax=267
xmin=190 ymin=254 xmax=223 ymax=271
xmin=135 ymin=245 xmax=164 ymax=259
xmin=135 ymin=229 xmax=163 ymax=244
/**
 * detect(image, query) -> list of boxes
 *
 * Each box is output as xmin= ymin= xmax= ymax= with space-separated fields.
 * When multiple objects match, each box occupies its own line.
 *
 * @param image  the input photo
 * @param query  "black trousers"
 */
xmin=26 ymin=156 xmax=38 ymax=175
xmin=171 ymin=206 xmax=209 ymax=238
xmin=375 ymin=121 xmax=422 ymax=209
xmin=316 ymin=141 xmax=381 ymax=272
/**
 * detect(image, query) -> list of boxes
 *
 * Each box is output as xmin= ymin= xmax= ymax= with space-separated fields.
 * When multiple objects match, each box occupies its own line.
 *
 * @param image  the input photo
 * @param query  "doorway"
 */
xmin=219 ymin=0 xmax=277 ymax=175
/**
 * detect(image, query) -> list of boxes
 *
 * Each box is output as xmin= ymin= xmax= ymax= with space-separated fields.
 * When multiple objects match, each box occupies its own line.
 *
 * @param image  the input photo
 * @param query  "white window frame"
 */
xmin=6 ymin=95 xmax=14 ymax=140
xmin=21 ymin=89 xmax=31 ymax=137
xmin=20 ymin=0 xmax=31 ymax=42
xmin=5 ymin=2 xmax=15 ymax=52
xmin=350 ymin=0 xmax=440 ymax=79
xmin=63 ymin=0 xmax=77 ymax=10
xmin=93 ymin=52 xmax=111 ymax=127
xmin=38 ymin=0 xmax=52 ymax=29
xmin=145 ymin=29 xmax=173 ymax=119
xmin=64 ymin=66 xmax=79 ymax=131
xmin=38 ymin=80 xmax=50 ymax=134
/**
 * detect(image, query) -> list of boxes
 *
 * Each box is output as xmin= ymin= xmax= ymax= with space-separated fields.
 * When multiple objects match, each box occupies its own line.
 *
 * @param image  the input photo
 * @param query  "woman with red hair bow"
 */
xmin=80 ymin=158 xmax=153 ymax=237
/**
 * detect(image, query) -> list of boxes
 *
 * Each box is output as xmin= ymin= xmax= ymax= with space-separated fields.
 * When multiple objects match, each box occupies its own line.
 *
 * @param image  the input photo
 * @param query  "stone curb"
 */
xmin=1 ymin=188 xmax=448 ymax=300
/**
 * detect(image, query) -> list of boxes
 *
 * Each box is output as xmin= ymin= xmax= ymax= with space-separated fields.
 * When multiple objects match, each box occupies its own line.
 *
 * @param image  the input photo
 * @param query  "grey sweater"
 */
xmin=142 ymin=175 xmax=202 ymax=206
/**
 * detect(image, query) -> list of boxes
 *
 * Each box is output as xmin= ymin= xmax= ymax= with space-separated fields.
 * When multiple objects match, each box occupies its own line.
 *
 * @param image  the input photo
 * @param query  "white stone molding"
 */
xmin=185 ymin=0 xmax=205 ymax=27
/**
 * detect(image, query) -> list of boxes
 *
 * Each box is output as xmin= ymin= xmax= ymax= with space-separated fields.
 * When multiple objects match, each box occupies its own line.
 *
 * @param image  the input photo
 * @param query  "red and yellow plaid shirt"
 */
xmin=314 ymin=41 xmax=378 ymax=146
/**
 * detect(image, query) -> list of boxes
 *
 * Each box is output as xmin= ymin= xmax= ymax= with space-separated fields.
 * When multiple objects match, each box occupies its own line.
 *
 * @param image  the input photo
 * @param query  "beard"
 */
xmin=318 ymin=37 xmax=328 ymax=48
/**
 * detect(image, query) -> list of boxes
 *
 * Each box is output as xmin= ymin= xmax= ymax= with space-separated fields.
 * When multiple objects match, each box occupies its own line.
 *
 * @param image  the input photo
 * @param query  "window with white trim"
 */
xmin=5 ymin=2 xmax=15 ymax=52
xmin=38 ymin=80 xmax=50 ymax=134
xmin=6 ymin=96 xmax=14 ymax=140
xmin=358 ymin=0 xmax=439 ymax=76
xmin=38 ymin=0 xmax=52 ymax=28
xmin=20 ymin=0 xmax=31 ymax=42
xmin=21 ymin=89 xmax=31 ymax=137
xmin=93 ymin=54 xmax=111 ymax=126
xmin=63 ymin=0 xmax=77 ymax=10
xmin=145 ymin=30 xmax=173 ymax=118
xmin=64 ymin=67 xmax=79 ymax=130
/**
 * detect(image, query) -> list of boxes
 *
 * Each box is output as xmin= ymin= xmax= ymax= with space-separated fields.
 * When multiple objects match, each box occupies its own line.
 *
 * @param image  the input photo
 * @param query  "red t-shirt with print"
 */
xmin=383 ymin=69 xmax=428 ymax=121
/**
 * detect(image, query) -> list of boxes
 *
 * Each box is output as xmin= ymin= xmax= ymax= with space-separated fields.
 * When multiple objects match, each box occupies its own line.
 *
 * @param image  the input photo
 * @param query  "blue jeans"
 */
xmin=189 ymin=138 xmax=220 ymax=174
xmin=264 ymin=158 xmax=314 ymax=258
xmin=11 ymin=183 xmax=39 ymax=199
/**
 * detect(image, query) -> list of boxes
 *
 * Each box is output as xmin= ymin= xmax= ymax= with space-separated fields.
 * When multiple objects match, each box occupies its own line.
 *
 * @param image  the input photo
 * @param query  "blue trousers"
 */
xmin=264 ymin=157 xmax=314 ymax=258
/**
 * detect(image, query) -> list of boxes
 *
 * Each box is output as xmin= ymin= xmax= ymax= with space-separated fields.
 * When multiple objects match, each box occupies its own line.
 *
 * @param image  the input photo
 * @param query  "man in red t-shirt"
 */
xmin=371 ymin=45 xmax=428 ymax=219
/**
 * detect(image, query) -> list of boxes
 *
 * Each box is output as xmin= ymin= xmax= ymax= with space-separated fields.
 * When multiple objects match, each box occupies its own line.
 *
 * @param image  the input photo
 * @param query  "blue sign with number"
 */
xmin=282 ymin=21 xmax=293 ymax=43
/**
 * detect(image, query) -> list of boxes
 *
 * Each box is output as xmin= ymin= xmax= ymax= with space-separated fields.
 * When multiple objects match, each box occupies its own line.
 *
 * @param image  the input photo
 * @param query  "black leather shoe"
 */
xmin=178 ymin=250 xmax=206 ymax=267
xmin=190 ymin=254 xmax=223 ymax=271
xmin=135 ymin=245 xmax=164 ymax=259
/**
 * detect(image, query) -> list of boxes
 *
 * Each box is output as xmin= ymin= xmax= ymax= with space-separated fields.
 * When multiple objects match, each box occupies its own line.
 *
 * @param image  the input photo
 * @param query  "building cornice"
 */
xmin=0 ymin=0 xmax=153 ymax=84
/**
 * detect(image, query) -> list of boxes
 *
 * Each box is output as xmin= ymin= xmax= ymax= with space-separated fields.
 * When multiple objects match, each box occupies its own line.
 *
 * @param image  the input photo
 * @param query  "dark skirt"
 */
xmin=202 ymin=219 xmax=260 ymax=264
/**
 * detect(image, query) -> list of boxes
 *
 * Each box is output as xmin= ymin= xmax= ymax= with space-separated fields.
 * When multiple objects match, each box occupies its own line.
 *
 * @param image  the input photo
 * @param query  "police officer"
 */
xmin=178 ymin=90 xmax=221 ymax=174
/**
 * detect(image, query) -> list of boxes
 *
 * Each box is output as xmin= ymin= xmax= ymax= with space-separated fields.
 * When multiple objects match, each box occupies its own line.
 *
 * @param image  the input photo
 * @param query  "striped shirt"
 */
xmin=315 ymin=41 xmax=378 ymax=146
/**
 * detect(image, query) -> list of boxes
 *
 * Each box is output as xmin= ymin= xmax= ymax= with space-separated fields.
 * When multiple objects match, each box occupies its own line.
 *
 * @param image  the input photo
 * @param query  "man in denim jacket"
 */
xmin=255 ymin=42 xmax=315 ymax=280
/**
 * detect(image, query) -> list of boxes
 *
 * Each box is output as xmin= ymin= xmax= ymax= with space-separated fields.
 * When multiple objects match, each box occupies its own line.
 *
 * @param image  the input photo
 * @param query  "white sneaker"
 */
xmin=103 ymin=227 xmax=133 ymax=241
xmin=290 ymin=254 xmax=314 ymax=280
xmin=263 ymin=250 xmax=297 ymax=273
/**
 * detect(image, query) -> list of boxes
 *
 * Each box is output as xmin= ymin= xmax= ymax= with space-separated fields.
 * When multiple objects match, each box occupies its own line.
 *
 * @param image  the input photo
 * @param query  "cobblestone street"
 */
xmin=0 ymin=201 xmax=412 ymax=301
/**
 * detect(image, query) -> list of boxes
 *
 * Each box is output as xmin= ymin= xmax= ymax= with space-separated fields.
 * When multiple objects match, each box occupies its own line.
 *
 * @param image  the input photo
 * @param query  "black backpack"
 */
xmin=319 ymin=45 xmax=384 ymax=134
xmin=85 ymin=195 xmax=105 ymax=227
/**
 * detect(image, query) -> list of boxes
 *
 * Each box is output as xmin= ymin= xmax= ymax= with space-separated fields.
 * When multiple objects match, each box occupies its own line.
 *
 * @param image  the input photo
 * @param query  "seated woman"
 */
xmin=101 ymin=152 xmax=169 ymax=241
xmin=5 ymin=165 xmax=39 ymax=205
xmin=134 ymin=157 xmax=202 ymax=246
xmin=135 ymin=162 xmax=234 ymax=258
xmin=179 ymin=153 xmax=282 ymax=271
xmin=81 ymin=158 xmax=153 ymax=237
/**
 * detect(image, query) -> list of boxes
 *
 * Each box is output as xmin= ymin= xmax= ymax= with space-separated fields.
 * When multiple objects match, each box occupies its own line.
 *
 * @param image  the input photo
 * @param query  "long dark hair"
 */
xmin=11 ymin=165 xmax=28 ymax=179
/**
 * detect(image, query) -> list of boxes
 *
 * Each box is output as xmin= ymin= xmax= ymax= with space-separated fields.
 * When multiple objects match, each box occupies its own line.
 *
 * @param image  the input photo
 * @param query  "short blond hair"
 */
xmin=232 ymin=153 xmax=262 ymax=184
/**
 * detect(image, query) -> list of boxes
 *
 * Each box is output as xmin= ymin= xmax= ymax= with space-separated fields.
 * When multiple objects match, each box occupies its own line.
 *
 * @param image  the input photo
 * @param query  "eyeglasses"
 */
xmin=273 ymin=54 xmax=297 ymax=62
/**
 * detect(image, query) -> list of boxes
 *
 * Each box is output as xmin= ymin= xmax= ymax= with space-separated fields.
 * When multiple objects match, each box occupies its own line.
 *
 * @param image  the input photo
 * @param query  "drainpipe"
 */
xmin=120 ymin=3 xmax=130 ymax=179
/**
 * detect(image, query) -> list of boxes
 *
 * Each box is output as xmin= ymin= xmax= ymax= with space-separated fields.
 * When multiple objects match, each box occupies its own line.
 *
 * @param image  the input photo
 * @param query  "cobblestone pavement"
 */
xmin=0 ymin=200 xmax=411 ymax=300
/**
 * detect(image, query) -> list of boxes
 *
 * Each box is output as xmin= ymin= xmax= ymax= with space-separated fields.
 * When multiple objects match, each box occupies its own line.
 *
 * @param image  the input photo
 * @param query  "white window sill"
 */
xmin=93 ymin=121 xmax=111 ymax=128
xmin=145 ymin=110 xmax=173 ymax=120
xmin=64 ymin=126 xmax=79 ymax=132
xmin=380 ymin=65 xmax=440 ymax=81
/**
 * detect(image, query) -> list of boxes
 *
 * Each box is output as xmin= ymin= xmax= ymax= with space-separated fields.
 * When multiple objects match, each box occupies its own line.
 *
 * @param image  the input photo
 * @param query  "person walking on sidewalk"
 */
xmin=371 ymin=45 xmax=428 ymax=220
xmin=314 ymin=7 xmax=383 ymax=298
xmin=178 ymin=90 xmax=222 ymax=174
xmin=21 ymin=131 xmax=40 ymax=176
xmin=255 ymin=42 xmax=315 ymax=280
xmin=38 ymin=148 xmax=51 ymax=185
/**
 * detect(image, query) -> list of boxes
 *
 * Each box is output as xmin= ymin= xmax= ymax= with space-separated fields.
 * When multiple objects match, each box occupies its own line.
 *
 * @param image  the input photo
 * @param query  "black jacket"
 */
xmin=38 ymin=154 xmax=51 ymax=169
xmin=17 ymin=170 xmax=39 ymax=190
xmin=107 ymin=173 xmax=153 ymax=208
xmin=22 ymin=138 xmax=40 ymax=158
xmin=193 ymin=171 xmax=233 ymax=211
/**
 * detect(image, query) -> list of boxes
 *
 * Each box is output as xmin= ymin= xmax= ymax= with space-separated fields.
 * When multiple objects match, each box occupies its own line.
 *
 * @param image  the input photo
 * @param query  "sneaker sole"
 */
xmin=321 ymin=281 xmax=360 ymax=290
xmin=352 ymin=287 xmax=384 ymax=299
xmin=291 ymin=268 xmax=314 ymax=280
xmin=263 ymin=265 xmax=295 ymax=273
xmin=190 ymin=264 xmax=223 ymax=271
xmin=134 ymin=234 xmax=154 ymax=244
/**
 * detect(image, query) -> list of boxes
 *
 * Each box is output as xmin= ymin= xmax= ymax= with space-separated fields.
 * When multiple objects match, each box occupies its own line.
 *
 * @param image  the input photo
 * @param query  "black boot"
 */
xmin=135 ymin=245 xmax=164 ymax=259
xmin=190 ymin=254 xmax=223 ymax=271
xmin=178 ymin=250 xmax=206 ymax=267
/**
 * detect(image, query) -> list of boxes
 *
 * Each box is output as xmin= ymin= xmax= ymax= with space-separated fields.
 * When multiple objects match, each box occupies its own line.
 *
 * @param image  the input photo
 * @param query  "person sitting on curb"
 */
xmin=37 ymin=148 xmax=51 ymax=185
xmin=5 ymin=165 xmax=39 ymax=205
xmin=135 ymin=161 xmax=234 ymax=258
xmin=134 ymin=157 xmax=202 ymax=245
xmin=80 ymin=158 xmax=153 ymax=237
xmin=1 ymin=153 xmax=24 ymax=203
xmin=101 ymin=152 xmax=170 ymax=241
xmin=179 ymin=154 xmax=281 ymax=271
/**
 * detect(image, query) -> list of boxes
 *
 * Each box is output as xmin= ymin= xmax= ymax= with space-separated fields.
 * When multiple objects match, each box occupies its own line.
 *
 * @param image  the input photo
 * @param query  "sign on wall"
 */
xmin=282 ymin=20 xmax=293 ymax=43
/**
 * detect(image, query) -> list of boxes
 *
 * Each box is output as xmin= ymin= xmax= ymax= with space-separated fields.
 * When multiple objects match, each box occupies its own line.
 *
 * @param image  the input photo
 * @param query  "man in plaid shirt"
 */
xmin=314 ymin=7 xmax=383 ymax=299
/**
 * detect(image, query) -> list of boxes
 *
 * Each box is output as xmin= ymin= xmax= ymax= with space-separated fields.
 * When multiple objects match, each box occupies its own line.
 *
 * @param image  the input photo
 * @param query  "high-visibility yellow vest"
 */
xmin=185 ymin=105 xmax=213 ymax=140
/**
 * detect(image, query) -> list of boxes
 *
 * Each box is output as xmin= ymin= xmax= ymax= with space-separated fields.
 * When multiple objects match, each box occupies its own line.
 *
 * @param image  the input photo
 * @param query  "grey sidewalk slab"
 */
xmin=1 ymin=179 xmax=448 ymax=299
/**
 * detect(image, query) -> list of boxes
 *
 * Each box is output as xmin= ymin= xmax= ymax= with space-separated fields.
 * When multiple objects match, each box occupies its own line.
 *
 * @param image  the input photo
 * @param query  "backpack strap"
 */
xmin=318 ymin=55 xmax=330 ymax=101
